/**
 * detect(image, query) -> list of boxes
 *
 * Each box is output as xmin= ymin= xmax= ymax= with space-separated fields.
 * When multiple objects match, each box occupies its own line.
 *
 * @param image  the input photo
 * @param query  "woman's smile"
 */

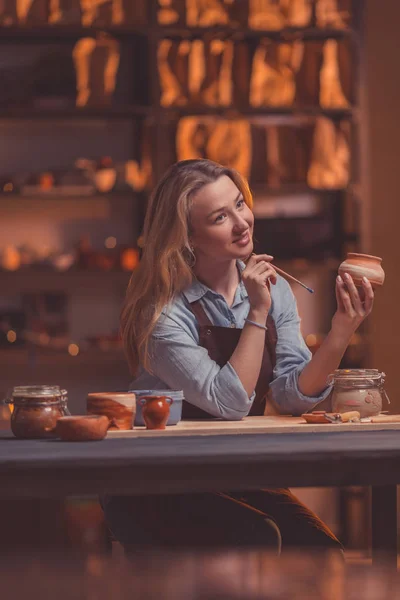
xmin=233 ymin=231 xmax=251 ymax=247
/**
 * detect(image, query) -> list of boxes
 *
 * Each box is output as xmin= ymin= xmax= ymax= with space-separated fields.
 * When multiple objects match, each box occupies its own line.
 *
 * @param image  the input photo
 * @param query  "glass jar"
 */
xmin=328 ymin=369 xmax=389 ymax=418
xmin=6 ymin=385 xmax=70 ymax=439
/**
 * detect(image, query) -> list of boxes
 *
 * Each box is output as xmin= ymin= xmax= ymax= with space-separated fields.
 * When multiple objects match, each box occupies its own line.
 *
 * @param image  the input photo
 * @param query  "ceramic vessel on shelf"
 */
xmin=338 ymin=253 xmax=385 ymax=288
xmin=56 ymin=415 xmax=110 ymax=441
xmin=138 ymin=395 xmax=173 ymax=430
xmin=87 ymin=392 xmax=136 ymax=430
xmin=6 ymin=385 xmax=70 ymax=439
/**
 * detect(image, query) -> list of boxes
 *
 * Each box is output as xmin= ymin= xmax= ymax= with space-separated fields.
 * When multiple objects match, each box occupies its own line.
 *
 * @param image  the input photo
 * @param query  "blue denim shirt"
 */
xmin=131 ymin=262 xmax=332 ymax=419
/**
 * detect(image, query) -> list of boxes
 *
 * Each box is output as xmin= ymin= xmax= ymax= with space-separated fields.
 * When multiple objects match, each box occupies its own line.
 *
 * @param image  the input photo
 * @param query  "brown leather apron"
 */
xmin=182 ymin=299 xmax=278 ymax=419
xmin=102 ymin=297 xmax=342 ymax=552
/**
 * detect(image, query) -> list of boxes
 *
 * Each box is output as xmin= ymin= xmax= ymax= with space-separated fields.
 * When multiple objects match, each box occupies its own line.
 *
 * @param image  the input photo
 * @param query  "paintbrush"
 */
xmin=245 ymin=254 xmax=314 ymax=294
xmin=272 ymin=264 xmax=314 ymax=294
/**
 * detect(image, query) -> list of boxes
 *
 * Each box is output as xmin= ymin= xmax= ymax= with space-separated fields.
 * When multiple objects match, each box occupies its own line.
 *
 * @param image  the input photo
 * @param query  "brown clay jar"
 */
xmin=56 ymin=415 xmax=110 ymax=441
xmin=87 ymin=392 xmax=136 ymax=430
xmin=139 ymin=395 xmax=173 ymax=430
xmin=7 ymin=385 xmax=70 ymax=439
xmin=338 ymin=253 xmax=385 ymax=288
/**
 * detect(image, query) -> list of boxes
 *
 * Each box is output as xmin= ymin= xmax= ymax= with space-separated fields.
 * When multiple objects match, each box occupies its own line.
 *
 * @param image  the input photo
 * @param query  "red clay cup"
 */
xmin=138 ymin=395 xmax=173 ymax=430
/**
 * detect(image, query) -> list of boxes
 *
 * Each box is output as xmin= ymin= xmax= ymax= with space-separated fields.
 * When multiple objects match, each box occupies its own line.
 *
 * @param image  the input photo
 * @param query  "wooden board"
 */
xmin=107 ymin=415 xmax=400 ymax=438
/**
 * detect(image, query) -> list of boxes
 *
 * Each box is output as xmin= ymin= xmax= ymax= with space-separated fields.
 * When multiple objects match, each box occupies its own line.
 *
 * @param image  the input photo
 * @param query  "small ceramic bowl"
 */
xmin=55 ymin=415 xmax=110 ymax=441
xmin=301 ymin=411 xmax=331 ymax=424
xmin=87 ymin=392 xmax=136 ymax=430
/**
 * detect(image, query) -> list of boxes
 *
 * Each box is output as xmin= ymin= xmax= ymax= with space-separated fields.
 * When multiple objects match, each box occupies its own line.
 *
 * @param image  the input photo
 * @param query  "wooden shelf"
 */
xmin=161 ymin=106 xmax=353 ymax=119
xmin=0 ymin=25 xmax=147 ymax=41
xmin=0 ymin=192 xmax=139 ymax=202
xmin=0 ymin=105 xmax=353 ymax=121
xmin=0 ymin=269 xmax=131 ymax=289
xmin=0 ymin=106 xmax=151 ymax=120
xmin=0 ymin=346 xmax=126 ymax=366
xmin=155 ymin=25 xmax=353 ymax=41
xmin=0 ymin=25 xmax=354 ymax=43
xmin=251 ymin=184 xmax=348 ymax=196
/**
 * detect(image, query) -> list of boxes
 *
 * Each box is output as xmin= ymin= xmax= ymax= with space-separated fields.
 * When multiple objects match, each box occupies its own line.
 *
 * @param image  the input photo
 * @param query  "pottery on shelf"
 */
xmin=87 ymin=392 xmax=136 ymax=430
xmin=338 ymin=253 xmax=385 ymax=288
xmin=56 ymin=415 xmax=110 ymax=441
xmin=138 ymin=395 xmax=173 ymax=430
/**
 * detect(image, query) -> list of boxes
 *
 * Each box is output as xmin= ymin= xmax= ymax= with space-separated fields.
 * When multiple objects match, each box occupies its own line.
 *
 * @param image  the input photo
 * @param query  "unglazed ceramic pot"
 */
xmin=87 ymin=392 xmax=136 ymax=430
xmin=56 ymin=415 xmax=110 ymax=441
xmin=338 ymin=253 xmax=385 ymax=288
xmin=138 ymin=395 xmax=173 ymax=430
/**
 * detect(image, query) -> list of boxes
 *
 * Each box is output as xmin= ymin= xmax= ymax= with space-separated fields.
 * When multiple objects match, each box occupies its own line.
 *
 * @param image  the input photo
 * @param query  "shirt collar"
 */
xmin=182 ymin=260 xmax=248 ymax=304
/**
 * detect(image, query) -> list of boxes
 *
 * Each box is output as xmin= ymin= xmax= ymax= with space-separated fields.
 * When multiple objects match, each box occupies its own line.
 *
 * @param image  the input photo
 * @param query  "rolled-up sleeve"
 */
xmin=269 ymin=279 xmax=333 ymax=415
xmin=149 ymin=314 xmax=254 ymax=420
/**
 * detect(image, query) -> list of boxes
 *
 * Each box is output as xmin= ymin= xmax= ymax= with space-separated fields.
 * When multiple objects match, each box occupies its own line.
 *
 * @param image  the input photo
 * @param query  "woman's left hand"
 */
xmin=331 ymin=272 xmax=374 ymax=339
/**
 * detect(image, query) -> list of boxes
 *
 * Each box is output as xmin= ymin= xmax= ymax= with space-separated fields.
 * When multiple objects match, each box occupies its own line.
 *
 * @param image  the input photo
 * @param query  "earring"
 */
xmin=185 ymin=244 xmax=196 ymax=268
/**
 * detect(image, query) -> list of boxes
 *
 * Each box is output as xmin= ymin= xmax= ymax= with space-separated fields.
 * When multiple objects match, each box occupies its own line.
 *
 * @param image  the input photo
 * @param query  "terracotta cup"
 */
xmin=56 ymin=415 xmax=110 ymax=441
xmin=138 ymin=395 xmax=173 ymax=430
xmin=87 ymin=392 xmax=136 ymax=430
xmin=338 ymin=253 xmax=385 ymax=288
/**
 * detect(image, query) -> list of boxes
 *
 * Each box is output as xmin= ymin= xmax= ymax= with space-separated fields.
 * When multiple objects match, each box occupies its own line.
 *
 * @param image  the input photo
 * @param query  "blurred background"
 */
xmin=0 ymin=0 xmax=398 ymax=559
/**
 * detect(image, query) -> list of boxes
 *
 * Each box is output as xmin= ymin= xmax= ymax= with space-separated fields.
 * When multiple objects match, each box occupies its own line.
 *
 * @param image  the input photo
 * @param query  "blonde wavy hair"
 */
xmin=121 ymin=158 xmax=253 ymax=374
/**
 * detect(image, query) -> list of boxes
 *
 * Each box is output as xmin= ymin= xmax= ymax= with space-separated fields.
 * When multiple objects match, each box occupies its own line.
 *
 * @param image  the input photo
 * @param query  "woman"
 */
xmin=103 ymin=158 xmax=374 ymax=553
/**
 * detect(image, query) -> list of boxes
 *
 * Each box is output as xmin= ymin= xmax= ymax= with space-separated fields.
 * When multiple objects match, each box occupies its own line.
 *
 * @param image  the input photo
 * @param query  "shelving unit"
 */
xmin=0 ymin=1 xmax=364 ymax=370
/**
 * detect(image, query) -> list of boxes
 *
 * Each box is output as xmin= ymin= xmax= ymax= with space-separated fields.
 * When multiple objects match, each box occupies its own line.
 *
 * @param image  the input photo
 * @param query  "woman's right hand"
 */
xmin=242 ymin=254 xmax=277 ymax=314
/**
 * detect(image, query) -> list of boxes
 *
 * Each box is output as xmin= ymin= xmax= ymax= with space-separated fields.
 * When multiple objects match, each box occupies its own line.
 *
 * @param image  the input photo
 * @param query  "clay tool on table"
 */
xmin=301 ymin=410 xmax=361 ymax=424
xmin=324 ymin=411 xmax=361 ymax=423
xmin=361 ymin=414 xmax=400 ymax=423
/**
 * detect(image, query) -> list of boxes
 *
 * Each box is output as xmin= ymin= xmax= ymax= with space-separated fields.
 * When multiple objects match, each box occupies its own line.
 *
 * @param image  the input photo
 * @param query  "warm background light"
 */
xmin=38 ymin=333 xmax=50 ymax=345
xmin=105 ymin=236 xmax=117 ymax=249
xmin=68 ymin=343 xmax=80 ymax=356
xmin=6 ymin=330 xmax=17 ymax=343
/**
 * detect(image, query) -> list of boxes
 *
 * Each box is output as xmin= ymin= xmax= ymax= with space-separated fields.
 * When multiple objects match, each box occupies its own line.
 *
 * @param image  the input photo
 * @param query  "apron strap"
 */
xmin=189 ymin=299 xmax=214 ymax=327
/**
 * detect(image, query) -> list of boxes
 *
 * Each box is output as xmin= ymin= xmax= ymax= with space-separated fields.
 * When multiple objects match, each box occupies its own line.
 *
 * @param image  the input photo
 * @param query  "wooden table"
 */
xmin=2 ymin=549 xmax=400 ymax=599
xmin=1 ymin=416 xmax=400 ymax=567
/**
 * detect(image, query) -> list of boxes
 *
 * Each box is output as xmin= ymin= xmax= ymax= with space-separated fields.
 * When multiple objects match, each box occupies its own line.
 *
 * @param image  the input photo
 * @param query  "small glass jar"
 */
xmin=328 ymin=369 xmax=389 ymax=418
xmin=6 ymin=385 xmax=70 ymax=439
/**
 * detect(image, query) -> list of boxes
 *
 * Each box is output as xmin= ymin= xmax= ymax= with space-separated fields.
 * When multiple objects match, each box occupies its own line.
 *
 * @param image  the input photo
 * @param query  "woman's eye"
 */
xmin=237 ymin=199 xmax=244 ymax=208
xmin=214 ymin=213 xmax=226 ymax=223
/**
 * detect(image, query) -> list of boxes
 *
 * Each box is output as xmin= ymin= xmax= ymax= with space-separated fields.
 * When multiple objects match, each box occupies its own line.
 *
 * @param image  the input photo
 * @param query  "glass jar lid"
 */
xmin=12 ymin=385 xmax=64 ymax=398
xmin=9 ymin=385 xmax=67 ymax=406
xmin=328 ymin=369 xmax=385 ymax=388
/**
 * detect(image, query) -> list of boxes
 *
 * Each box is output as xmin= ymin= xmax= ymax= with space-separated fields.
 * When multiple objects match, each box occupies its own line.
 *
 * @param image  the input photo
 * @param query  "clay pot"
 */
xmin=139 ymin=396 xmax=173 ymax=430
xmin=338 ymin=253 xmax=385 ymax=288
xmin=87 ymin=392 xmax=136 ymax=430
xmin=56 ymin=415 xmax=110 ymax=441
